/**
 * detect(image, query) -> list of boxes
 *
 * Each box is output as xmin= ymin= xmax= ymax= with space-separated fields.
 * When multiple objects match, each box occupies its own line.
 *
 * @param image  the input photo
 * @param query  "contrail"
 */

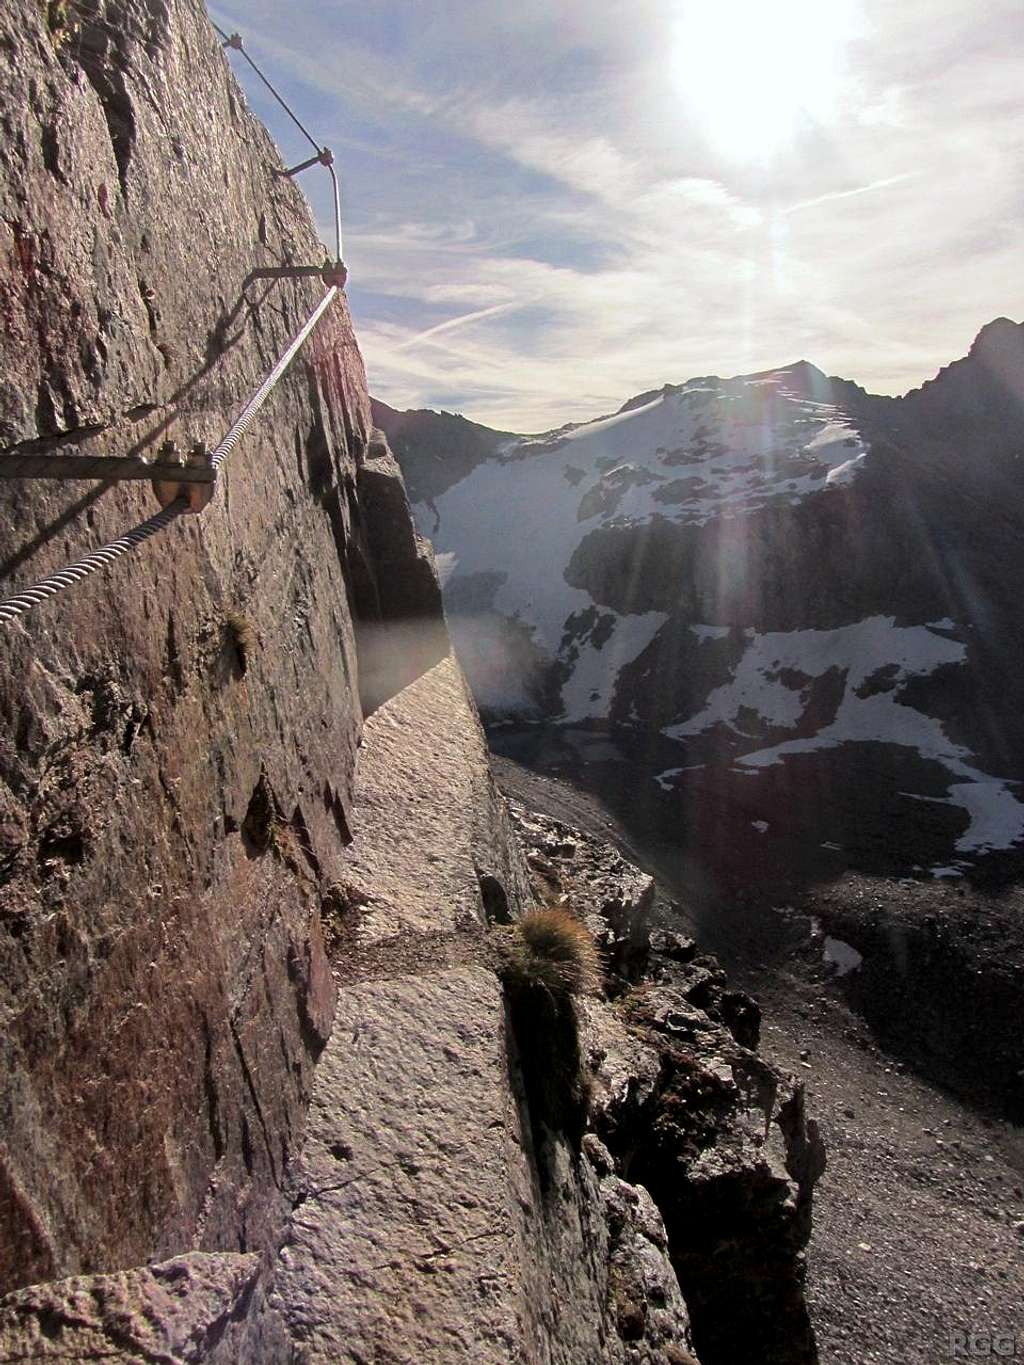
xmin=395 ymin=301 xmax=519 ymax=351
xmin=784 ymin=172 xmax=918 ymax=215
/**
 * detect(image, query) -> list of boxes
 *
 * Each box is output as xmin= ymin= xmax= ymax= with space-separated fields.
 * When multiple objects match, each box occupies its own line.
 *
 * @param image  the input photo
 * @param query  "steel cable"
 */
xmin=212 ymin=22 xmax=344 ymax=263
xmin=211 ymin=22 xmax=321 ymax=155
xmin=0 ymin=286 xmax=338 ymax=625
xmin=209 ymin=284 xmax=337 ymax=472
xmin=0 ymin=499 xmax=186 ymax=623
xmin=1 ymin=21 xmax=347 ymax=628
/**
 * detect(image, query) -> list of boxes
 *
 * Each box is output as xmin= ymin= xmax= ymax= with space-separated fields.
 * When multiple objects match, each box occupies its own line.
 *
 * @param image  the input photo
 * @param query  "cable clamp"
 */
xmin=321 ymin=259 xmax=348 ymax=289
xmin=152 ymin=440 xmax=216 ymax=512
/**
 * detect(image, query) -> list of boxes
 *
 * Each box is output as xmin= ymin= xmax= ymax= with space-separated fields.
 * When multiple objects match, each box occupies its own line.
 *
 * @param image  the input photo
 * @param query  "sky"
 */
xmin=211 ymin=0 xmax=1023 ymax=432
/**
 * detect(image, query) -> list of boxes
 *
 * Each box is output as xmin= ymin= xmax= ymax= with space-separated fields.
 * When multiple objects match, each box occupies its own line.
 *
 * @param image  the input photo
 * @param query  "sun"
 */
xmin=670 ymin=0 xmax=863 ymax=161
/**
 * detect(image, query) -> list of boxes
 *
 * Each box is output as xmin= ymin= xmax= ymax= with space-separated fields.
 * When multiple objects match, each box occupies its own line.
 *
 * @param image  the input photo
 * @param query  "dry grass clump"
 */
xmin=225 ymin=611 xmax=256 ymax=674
xmin=504 ymin=907 xmax=601 ymax=997
xmin=268 ymin=816 xmax=303 ymax=870
xmin=320 ymin=880 xmax=367 ymax=954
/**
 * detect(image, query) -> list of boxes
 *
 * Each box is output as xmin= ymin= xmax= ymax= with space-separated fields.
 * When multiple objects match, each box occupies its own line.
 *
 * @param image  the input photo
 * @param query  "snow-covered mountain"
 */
xmin=375 ymin=318 xmax=1024 ymax=878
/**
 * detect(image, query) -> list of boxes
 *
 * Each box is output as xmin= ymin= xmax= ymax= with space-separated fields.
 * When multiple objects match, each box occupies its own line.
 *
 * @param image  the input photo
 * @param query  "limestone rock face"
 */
xmin=0 ymin=0 xmax=440 ymax=1291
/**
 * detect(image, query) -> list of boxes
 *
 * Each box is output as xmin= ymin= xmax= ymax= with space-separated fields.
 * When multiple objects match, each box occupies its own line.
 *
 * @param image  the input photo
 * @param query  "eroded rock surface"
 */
xmin=268 ymin=967 xmax=531 ymax=1364
xmin=334 ymin=656 xmax=531 ymax=946
xmin=512 ymin=808 xmax=825 ymax=1365
xmin=508 ymin=801 xmax=655 ymax=989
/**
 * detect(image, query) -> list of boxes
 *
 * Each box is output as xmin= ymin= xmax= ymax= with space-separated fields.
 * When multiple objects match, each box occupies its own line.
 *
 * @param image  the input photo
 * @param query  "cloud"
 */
xmin=214 ymin=0 xmax=1024 ymax=430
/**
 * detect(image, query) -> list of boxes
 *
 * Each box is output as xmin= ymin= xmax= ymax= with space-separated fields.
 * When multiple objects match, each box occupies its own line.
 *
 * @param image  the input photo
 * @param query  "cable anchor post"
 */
xmin=322 ymin=259 xmax=348 ymax=290
xmin=276 ymin=145 xmax=335 ymax=180
xmin=152 ymin=440 xmax=216 ymax=512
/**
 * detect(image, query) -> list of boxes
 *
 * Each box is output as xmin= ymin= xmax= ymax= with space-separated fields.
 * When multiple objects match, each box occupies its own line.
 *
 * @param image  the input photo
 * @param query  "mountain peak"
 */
xmin=969 ymin=316 xmax=1022 ymax=359
xmin=898 ymin=316 xmax=1023 ymax=435
xmin=779 ymin=359 xmax=826 ymax=375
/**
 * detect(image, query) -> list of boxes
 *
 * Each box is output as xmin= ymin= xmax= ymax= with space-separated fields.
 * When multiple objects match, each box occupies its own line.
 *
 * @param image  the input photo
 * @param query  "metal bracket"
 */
xmin=0 ymin=451 xmax=215 ymax=484
xmin=0 ymin=438 xmax=217 ymax=514
xmin=249 ymin=260 xmax=347 ymax=289
xmin=277 ymin=146 xmax=335 ymax=179
xmin=152 ymin=442 xmax=216 ymax=513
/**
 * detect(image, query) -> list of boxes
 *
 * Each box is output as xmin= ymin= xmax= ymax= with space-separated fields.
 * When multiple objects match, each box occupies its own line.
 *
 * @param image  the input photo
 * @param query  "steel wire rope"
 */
xmin=212 ymin=21 xmax=344 ymax=264
xmin=211 ymin=21 xmax=322 ymax=155
xmin=0 ymin=286 xmax=339 ymax=624
xmin=1 ymin=22 xmax=347 ymax=626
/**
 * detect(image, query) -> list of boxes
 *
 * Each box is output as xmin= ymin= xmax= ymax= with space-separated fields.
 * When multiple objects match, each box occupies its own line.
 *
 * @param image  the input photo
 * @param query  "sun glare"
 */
xmin=670 ymin=0 xmax=863 ymax=161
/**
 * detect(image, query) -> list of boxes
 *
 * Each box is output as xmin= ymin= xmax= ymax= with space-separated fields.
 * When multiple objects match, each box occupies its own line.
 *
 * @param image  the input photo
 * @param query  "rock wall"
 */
xmin=0 ymin=0 xmax=442 ymax=1291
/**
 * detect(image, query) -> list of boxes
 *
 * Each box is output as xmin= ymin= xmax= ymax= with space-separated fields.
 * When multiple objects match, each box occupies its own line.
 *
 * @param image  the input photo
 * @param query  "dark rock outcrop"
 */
xmin=371 ymin=397 xmax=513 ymax=507
xmin=352 ymin=430 xmax=449 ymax=713
xmin=808 ymin=875 xmax=1024 ymax=1121
xmin=590 ymin=978 xmax=823 ymax=1365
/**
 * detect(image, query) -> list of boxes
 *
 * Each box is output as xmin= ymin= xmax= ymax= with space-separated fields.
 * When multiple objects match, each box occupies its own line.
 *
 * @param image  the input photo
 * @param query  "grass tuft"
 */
xmin=41 ymin=0 xmax=77 ymax=47
xmin=225 ymin=611 xmax=256 ymax=675
xmin=500 ymin=906 xmax=601 ymax=997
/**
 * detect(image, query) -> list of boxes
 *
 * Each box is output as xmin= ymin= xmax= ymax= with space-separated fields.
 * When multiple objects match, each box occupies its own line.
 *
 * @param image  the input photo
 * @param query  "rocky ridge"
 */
xmin=511 ymin=802 xmax=825 ymax=1365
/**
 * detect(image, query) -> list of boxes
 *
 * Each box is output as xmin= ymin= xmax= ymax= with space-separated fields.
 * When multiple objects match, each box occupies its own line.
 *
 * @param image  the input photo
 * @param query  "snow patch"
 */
xmin=559 ymin=611 xmax=668 ymax=723
xmin=825 ymin=454 xmax=867 ymax=486
xmin=654 ymin=764 xmax=704 ymax=790
xmin=662 ymin=616 xmax=1024 ymax=860
xmin=823 ymin=937 xmax=863 ymax=975
xmin=433 ymin=550 xmax=458 ymax=585
xmin=415 ymin=371 xmax=874 ymax=723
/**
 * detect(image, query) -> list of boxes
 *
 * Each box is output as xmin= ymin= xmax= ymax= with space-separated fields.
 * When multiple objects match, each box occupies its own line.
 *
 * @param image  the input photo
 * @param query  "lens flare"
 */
xmin=670 ymin=0 xmax=863 ymax=160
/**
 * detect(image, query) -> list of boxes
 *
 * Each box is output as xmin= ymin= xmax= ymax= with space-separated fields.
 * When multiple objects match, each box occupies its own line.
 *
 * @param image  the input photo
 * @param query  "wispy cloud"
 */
xmin=214 ymin=0 xmax=1024 ymax=430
